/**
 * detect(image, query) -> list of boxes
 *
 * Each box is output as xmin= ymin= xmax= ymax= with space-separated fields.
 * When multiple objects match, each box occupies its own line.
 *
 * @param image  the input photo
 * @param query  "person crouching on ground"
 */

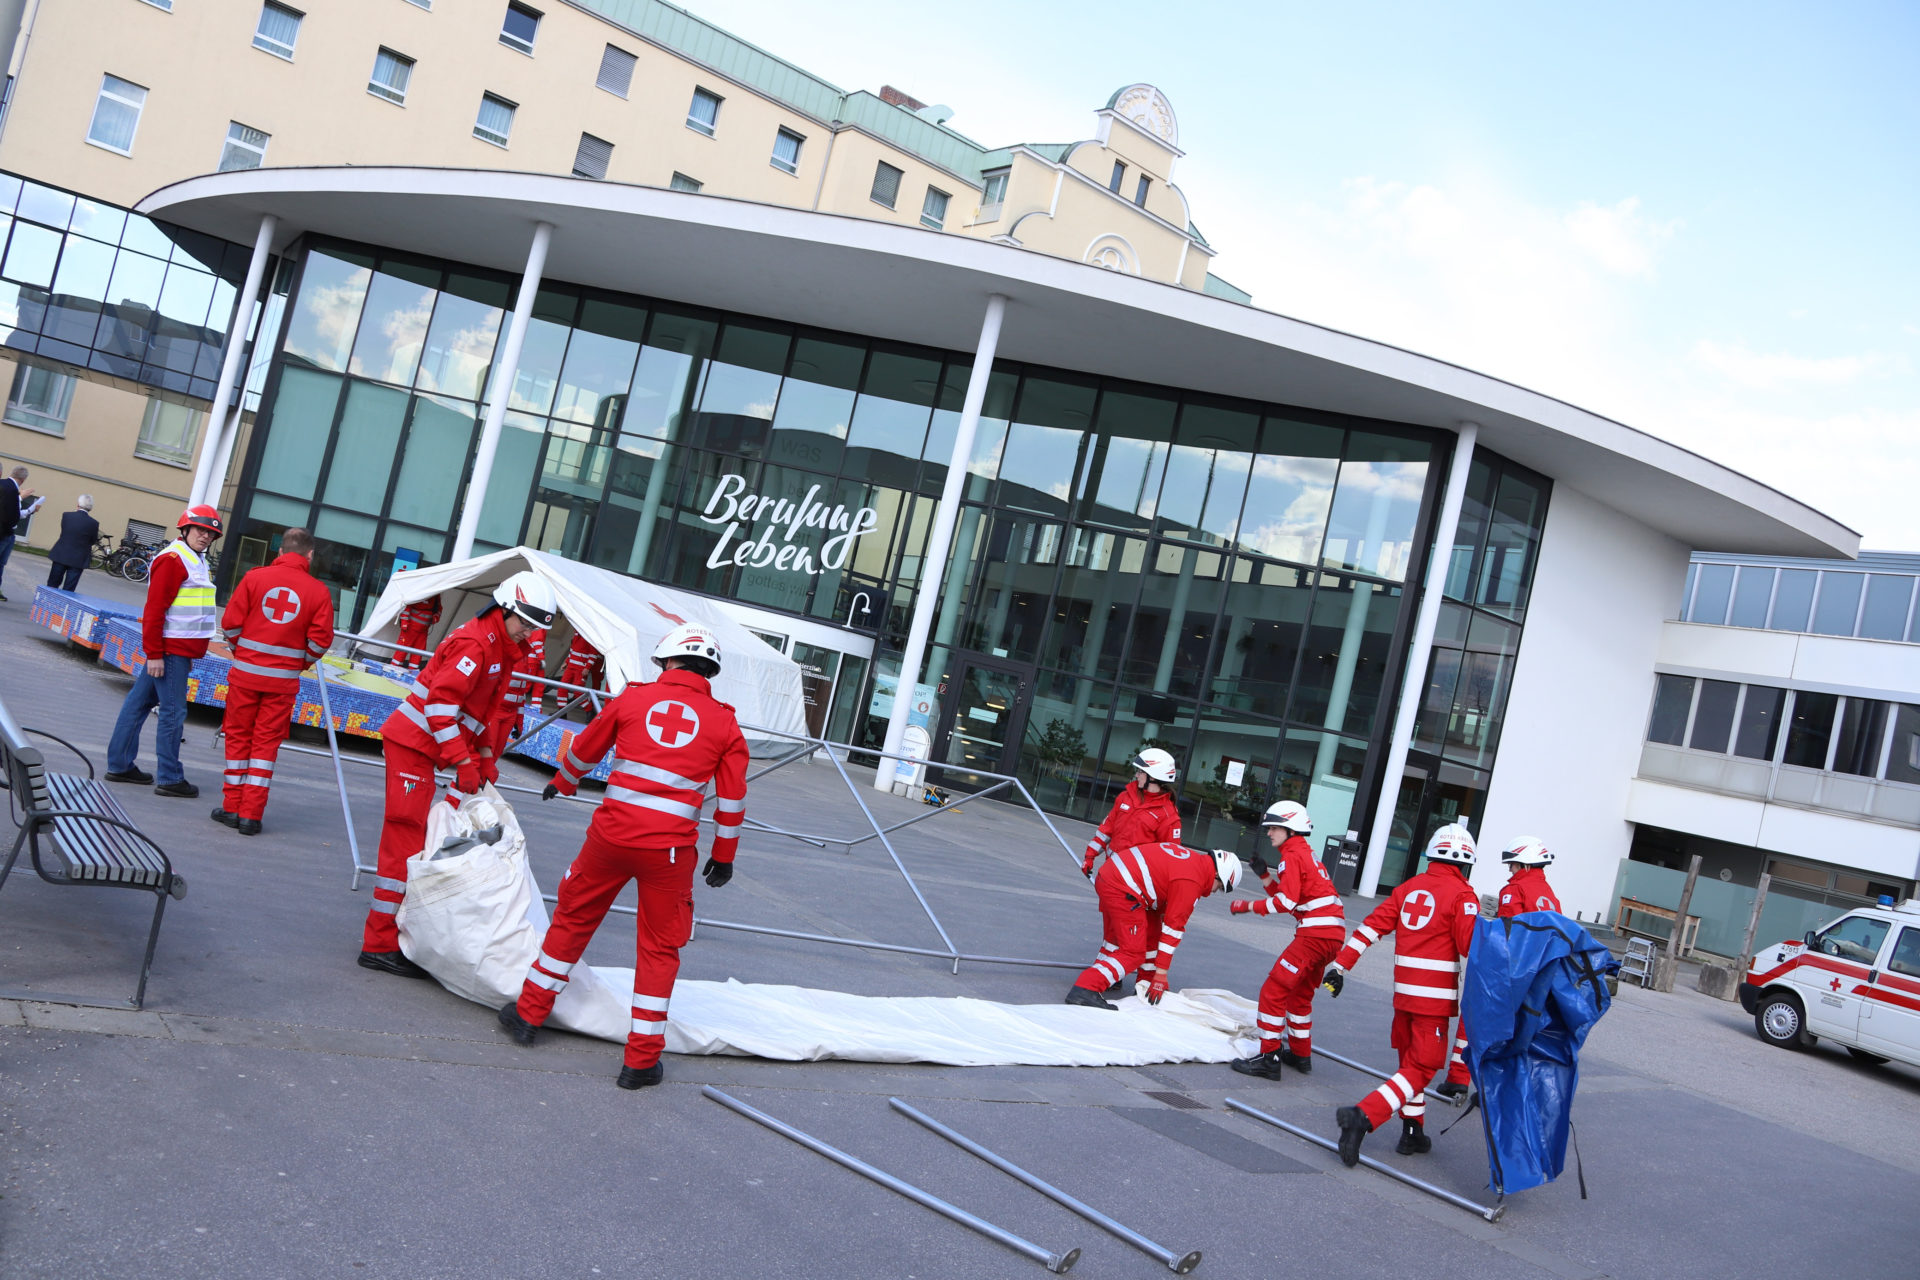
xmin=1066 ymin=843 xmax=1242 ymax=1009
xmin=497 ymin=623 xmax=748 ymax=1090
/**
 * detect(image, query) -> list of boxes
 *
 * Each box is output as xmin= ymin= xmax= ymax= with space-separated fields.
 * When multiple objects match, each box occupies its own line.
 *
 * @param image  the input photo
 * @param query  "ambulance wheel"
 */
xmin=1846 ymin=1047 xmax=1889 ymax=1066
xmin=1754 ymin=992 xmax=1812 ymax=1050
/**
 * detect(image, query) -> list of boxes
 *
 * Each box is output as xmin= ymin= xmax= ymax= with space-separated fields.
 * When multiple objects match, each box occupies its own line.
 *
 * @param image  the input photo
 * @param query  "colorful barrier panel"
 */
xmin=28 ymin=585 xmax=139 ymax=649
xmin=504 ymin=708 xmax=615 ymax=782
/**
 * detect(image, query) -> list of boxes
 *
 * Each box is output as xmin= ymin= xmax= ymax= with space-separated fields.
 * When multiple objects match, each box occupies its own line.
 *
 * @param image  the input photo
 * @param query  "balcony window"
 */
xmin=1733 ymin=685 xmax=1786 ymax=761
xmin=1727 ymin=564 xmax=1773 ymax=627
xmin=1782 ymin=691 xmax=1837 ymax=769
xmin=1811 ymin=572 xmax=1864 ymax=635
xmin=686 ymin=88 xmax=721 ymax=136
xmin=770 ymin=127 xmax=802 ymax=175
xmin=920 ymin=187 xmax=949 ymax=230
xmin=500 ymin=2 xmax=540 ymax=54
xmin=870 ymin=161 xmax=902 ymax=209
xmin=368 ymin=48 xmax=414 ymax=105
xmin=1769 ymin=568 xmax=1816 ymax=631
xmin=1689 ymin=562 xmax=1733 ymax=624
xmin=253 ymin=2 xmax=302 ymax=59
xmin=1689 ymin=679 xmax=1738 ymax=753
xmin=86 ymin=75 xmax=147 ymax=155
xmin=1833 ymin=698 xmax=1891 ymax=776
xmin=219 ymin=121 xmax=270 ymax=171
xmin=1887 ymin=705 xmax=1920 ymax=786
xmin=1646 ymin=674 xmax=1694 ymax=746
xmin=1860 ymin=574 xmax=1915 ymax=641
xmin=474 ymin=93 xmax=515 ymax=147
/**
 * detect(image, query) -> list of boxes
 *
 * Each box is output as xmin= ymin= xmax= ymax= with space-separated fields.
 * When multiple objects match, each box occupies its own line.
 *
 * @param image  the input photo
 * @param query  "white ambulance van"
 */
xmin=1739 ymin=898 xmax=1920 ymax=1068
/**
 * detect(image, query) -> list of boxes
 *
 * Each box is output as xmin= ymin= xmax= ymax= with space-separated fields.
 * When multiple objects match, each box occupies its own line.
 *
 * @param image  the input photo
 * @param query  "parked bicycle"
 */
xmin=88 ymin=534 xmax=115 ymax=570
xmin=118 ymin=541 xmax=218 ymax=585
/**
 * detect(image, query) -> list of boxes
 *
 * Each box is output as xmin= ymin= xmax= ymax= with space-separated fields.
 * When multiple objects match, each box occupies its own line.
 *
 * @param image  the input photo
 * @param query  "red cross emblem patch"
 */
xmin=646 ymin=700 xmax=701 ymax=749
xmin=261 ymin=586 xmax=301 ymax=625
xmin=1401 ymin=889 xmax=1436 ymax=931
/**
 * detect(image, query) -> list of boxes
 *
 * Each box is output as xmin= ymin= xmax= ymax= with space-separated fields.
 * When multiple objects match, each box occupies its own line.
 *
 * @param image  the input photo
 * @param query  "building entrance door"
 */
xmin=934 ymin=656 xmax=1034 ymax=792
xmin=1379 ymin=750 xmax=1488 ymax=891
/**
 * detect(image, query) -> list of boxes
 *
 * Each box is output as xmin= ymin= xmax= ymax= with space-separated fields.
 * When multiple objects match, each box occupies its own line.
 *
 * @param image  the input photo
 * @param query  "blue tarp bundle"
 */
xmin=1460 ymin=912 xmax=1619 ymax=1195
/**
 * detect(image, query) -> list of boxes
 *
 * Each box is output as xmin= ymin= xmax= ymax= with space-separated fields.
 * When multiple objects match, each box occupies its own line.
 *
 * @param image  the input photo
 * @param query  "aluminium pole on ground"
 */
xmin=187 ymin=213 xmax=277 ymax=508
xmin=873 ymin=293 xmax=1008 ymax=791
xmin=1358 ymin=421 xmax=1479 ymax=897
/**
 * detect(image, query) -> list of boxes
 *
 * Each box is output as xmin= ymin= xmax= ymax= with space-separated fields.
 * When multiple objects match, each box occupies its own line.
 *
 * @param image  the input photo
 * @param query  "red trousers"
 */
xmin=362 ymin=739 xmax=436 ymax=953
xmin=396 ymin=622 xmax=429 ymax=670
xmin=1255 ymin=931 xmax=1341 ymax=1056
xmin=221 ymin=681 xmax=297 ymax=821
xmin=1445 ymin=1024 xmax=1471 ymax=1086
xmin=1074 ymin=876 xmax=1153 ymax=991
xmin=515 ymin=829 xmax=696 ymax=1069
xmin=1358 ymin=1011 xmax=1450 ymax=1128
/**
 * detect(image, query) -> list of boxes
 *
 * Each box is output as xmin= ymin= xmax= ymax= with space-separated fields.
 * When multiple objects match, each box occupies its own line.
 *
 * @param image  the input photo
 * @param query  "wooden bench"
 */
xmin=1616 ymin=896 xmax=1700 ymax=958
xmin=0 ymin=696 xmax=187 ymax=1009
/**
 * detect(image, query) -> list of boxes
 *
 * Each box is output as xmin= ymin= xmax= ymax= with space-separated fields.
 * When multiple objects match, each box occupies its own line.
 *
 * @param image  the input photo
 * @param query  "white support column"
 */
xmin=873 ymin=293 xmax=1007 ymax=790
xmin=187 ymin=213 xmax=276 ymax=508
xmin=1358 ymin=421 xmax=1478 ymax=896
xmin=451 ymin=221 xmax=552 ymax=562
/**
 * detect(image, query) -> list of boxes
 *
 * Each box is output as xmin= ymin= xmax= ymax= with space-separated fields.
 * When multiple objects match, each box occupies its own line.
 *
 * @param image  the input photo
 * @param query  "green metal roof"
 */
xmin=1202 ymin=273 xmax=1252 ymax=304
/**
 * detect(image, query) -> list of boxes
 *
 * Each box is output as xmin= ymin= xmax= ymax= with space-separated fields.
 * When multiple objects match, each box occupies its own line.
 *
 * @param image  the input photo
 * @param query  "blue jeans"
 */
xmin=108 ymin=653 xmax=193 ymax=784
xmin=0 ymin=532 xmax=15 ymax=592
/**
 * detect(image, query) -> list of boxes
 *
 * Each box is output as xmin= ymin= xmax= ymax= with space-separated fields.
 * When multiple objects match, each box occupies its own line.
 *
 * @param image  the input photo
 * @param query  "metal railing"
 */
xmin=289 ymin=629 xmax=1090 ymax=976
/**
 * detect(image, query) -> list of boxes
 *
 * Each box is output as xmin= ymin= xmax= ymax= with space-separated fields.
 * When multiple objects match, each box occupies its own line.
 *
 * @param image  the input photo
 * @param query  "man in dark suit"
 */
xmin=0 ymin=463 xmax=36 ymax=603
xmin=46 ymin=494 xmax=99 ymax=592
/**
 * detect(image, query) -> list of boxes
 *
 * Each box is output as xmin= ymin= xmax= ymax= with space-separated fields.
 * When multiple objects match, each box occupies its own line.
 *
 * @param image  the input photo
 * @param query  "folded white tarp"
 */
xmin=360 ymin=545 xmax=808 ymax=743
xmin=397 ymin=792 xmax=1261 ymax=1067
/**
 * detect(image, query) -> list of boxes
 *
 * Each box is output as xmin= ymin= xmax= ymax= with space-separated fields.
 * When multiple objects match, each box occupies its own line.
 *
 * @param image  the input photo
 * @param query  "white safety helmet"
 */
xmin=1501 ymin=836 xmax=1553 ymax=867
xmin=1261 ymin=800 xmax=1312 ymax=834
xmin=1131 ymin=748 xmax=1178 ymax=784
xmin=1211 ymin=849 xmax=1244 ymax=894
xmin=492 ymin=571 xmax=557 ymax=629
xmin=653 ymin=621 xmax=722 ymax=679
xmin=1423 ymin=823 xmax=1477 ymax=867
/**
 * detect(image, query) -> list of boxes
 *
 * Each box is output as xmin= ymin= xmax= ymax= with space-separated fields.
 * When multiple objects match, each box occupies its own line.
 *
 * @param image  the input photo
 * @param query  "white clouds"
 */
xmin=1690 ymin=339 xmax=1886 ymax=389
xmin=1563 ymin=197 xmax=1675 ymax=278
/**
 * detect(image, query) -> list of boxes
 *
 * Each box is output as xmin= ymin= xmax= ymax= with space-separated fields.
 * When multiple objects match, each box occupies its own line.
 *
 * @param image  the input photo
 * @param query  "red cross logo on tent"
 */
xmin=261 ymin=586 xmax=301 ymax=625
xmin=646 ymin=700 xmax=701 ymax=749
xmin=1830 ymin=977 xmax=1843 ymax=992
xmin=1401 ymin=889 xmax=1436 ymax=931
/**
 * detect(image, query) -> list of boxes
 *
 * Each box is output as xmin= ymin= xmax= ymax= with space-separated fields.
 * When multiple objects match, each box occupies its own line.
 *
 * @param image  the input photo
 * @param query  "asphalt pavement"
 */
xmin=2 ymin=551 xmax=1916 ymax=1279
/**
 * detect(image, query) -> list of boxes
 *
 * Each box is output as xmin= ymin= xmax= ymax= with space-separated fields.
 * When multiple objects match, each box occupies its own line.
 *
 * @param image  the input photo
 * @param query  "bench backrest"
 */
xmin=0 ymin=694 xmax=51 ymax=817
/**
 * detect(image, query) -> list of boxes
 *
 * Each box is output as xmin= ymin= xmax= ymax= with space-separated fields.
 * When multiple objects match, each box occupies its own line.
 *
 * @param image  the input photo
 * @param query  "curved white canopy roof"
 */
xmin=137 ymin=165 xmax=1856 ymax=559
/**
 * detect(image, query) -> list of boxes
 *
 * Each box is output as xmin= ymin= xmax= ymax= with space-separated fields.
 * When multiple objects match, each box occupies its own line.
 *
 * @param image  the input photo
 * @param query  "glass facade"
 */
xmin=0 ymin=171 xmax=251 ymax=401
xmin=232 ymin=236 xmax=1483 ymax=845
xmin=1681 ymin=554 xmax=1920 ymax=643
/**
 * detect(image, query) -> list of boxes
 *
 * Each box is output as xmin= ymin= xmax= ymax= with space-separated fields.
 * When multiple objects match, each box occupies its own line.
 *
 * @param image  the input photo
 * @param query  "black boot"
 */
xmin=154 ymin=780 xmax=199 ymax=798
xmin=1396 ymin=1118 xmax=1432 ymax=1155
xmin=1430 ymin=1080 xmax=1469 ymax=1102
xmin=1279 ymin=1050 xmax=1313 ymax=1073
xmin=106 ymin=767 xmax=154 ymax=785
xmin=497 ymin=1000 xmax=538 ymax=1046
xmin=617 ymin=1062 xmax=664 ymax=1090
xmin=1336 ymin=1106 xmax=1372 ymax=1167
xmin=357 ymin=950 xmax=430 ymax=979
xmin=210 ymin=807 xmax=239 ymax=828
xmin=1230 ymin=1052 xmax=1286 ymax=1080
xmin=236 ymin=818 xmax=262 ymax=836
xmin=1065 ymin=985 xmax=1117 ymax=1010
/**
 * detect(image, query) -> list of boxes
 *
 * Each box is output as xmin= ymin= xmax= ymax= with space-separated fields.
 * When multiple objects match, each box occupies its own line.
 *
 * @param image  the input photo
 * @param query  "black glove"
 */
xmin=541 ymin=783 xmax=558 ymax=801
xmin=1248 ymin=852 xmax=1270 ymax=877
xmin=1321 ymin=968 xmax=1345 ymax=998
xmin=703 ymin=857 xmax=733 ymax=888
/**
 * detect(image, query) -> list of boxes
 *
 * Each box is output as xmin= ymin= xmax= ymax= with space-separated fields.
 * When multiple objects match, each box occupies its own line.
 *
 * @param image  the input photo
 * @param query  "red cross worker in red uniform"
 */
xmin=394 ymin=593 xmax=442 ymax=671
xmin=211 ymin=527 xmax=334 ymax=836
xmin=497 ymin=622 xmax=749 ymax=1090
xmin=358 ymin=572 xmax=555 ymax=979
xmin=1322 ymin=823 xmax=1480 ymax=1165
xmin=560 ymin=632 xmax=605 ymax=695
xmin=1431 ymin=835 xmax=1562 ymax=1099
xmin=1066 ymin=843 xmax=1242 ymax=1010
xmin=483 ymin=626 xmax=546 ymax=764
xmin=1227 ymin=800 xmax=1345 ymax=1079
xmin=1080 ymin=748 xmax=1182 ymax=880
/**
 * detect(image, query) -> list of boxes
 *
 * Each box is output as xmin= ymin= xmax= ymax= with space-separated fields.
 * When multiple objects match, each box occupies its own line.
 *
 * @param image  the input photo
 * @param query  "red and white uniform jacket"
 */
xmin=399 ymin=595 xmax=442 ymax=633
xmin=219 ymin=553 xmax=335 ymax=692
xmin=1334 ymin=862 xmax=1479 ymax=1017
xmin=550 ymin=668 xmax=749 ymax=860
xmin=484 ymin=629 xmax=546 ymax=759
xmin=380 ymin=612 xmax=514 ymax=767
xmin=560 ymin=634 xmax=605 ymax=691
xmin=1084 ymin=782 xmax=1181 ymax=867
xmin=1497 ymin=867 xmax=1561 ymax=918
xmin=1241 ymin=834 xmax=1345 ymax=936
xmin=1099 ymin=841 xmax=1218 ymax=974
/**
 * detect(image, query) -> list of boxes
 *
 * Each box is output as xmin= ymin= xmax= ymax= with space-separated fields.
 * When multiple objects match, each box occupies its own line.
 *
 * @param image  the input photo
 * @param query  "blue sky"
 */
xmin=688 ymin=0 xmax=1920 ymax=548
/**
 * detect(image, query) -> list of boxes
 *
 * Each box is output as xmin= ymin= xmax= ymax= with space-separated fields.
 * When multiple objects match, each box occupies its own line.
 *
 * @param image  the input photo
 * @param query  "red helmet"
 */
xmin=177 ymin=504 xmax=224 ymax=537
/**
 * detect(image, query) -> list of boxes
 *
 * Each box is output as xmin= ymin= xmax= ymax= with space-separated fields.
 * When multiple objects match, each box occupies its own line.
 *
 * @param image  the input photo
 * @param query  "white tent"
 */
xmin=361 ymin=546 xmax=809 ymax=742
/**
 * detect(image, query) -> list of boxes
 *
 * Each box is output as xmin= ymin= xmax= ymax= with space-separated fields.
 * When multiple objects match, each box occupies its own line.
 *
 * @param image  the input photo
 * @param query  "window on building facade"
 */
xmin=135 ymin=397 xmax=203 ymax=466
xmin=219 ymin=121 xmax=270 ymax=171
xmin=771 ymin=128 xmax=803 ymax=175
xmin=87 ymin=75 xmax=147 ymax=155
xmin=5 ymin=364 xmax=76 ymax=435
xmin=979 ymin=169 xmax=1008 ymax=220
xmin=572 ymin=133 xmax=612 ymax=179
xmin=1733 ymin=684 xmax=1786 ymax=760
xmin=1688 ymin=559 xmax=1920 ymax=643
xmin=139 ymin=0 xmax=173 ymax=10
xmin=1782 ymin=690 xmax=1838 ymax=768
xmin=920 ymin=187 xmax=949 ymax=230
xmin=1811 ymin=572 xmax=1864 ymax=636
xmin=403 ymin=0 xmax=432 ymax=8
xmin=686 ymin=88 xmax=721 ymax=136
xmin=500 ymin=2 xmax=540 ymax=53
xmin=1134 ymin=175 xmax=1151 ymax=206
xmin=870 ymin=161 xmax=902 ymax=209
xmin=1832 ymin=697 xmax=1891 ymax=776
xmin=669 ymin=172 xmax=702 ymax=193
xmin=473 ymin=93 xmax=515 ymax=147
xmin=1647 ymin=673 xmax=1695 ymax=745
xmin=597 ymin=44 xmax=636 ymax=97
xmin=1688 ymin=679 xmax=1739 ymax=752
xmin=368 ymin=48 xmax=414 ymax=105
xmin=1108 ymin=160 xmax=1125 ymax=193
xmin=253 ymin=2 xmax=302 ymax=59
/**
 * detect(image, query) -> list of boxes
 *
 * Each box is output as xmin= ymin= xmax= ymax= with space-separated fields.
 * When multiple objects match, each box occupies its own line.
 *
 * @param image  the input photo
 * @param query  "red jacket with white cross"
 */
xmin=1236 ymin=833 xmax=1345 ymax=936
xmin=379 ymin=612 xmax=513 ymax=768
xmin=220 ymin=553 xmax=335 ymax=693
xmin=550 ymin=667 xmax=749 ymax=861
xmin=1083 ymin=782 xmax=1182 ymax=869
xmin=1498 ymin=866 xmax=1561 ymax=917
xmin=1333 ymin=861 xmax=1479 ymax=1017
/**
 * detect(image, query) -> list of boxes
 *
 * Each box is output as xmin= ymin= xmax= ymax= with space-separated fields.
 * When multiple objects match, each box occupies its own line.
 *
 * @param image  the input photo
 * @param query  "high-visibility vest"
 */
xmin=160 ymin=541 xmax=217 ymax=640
